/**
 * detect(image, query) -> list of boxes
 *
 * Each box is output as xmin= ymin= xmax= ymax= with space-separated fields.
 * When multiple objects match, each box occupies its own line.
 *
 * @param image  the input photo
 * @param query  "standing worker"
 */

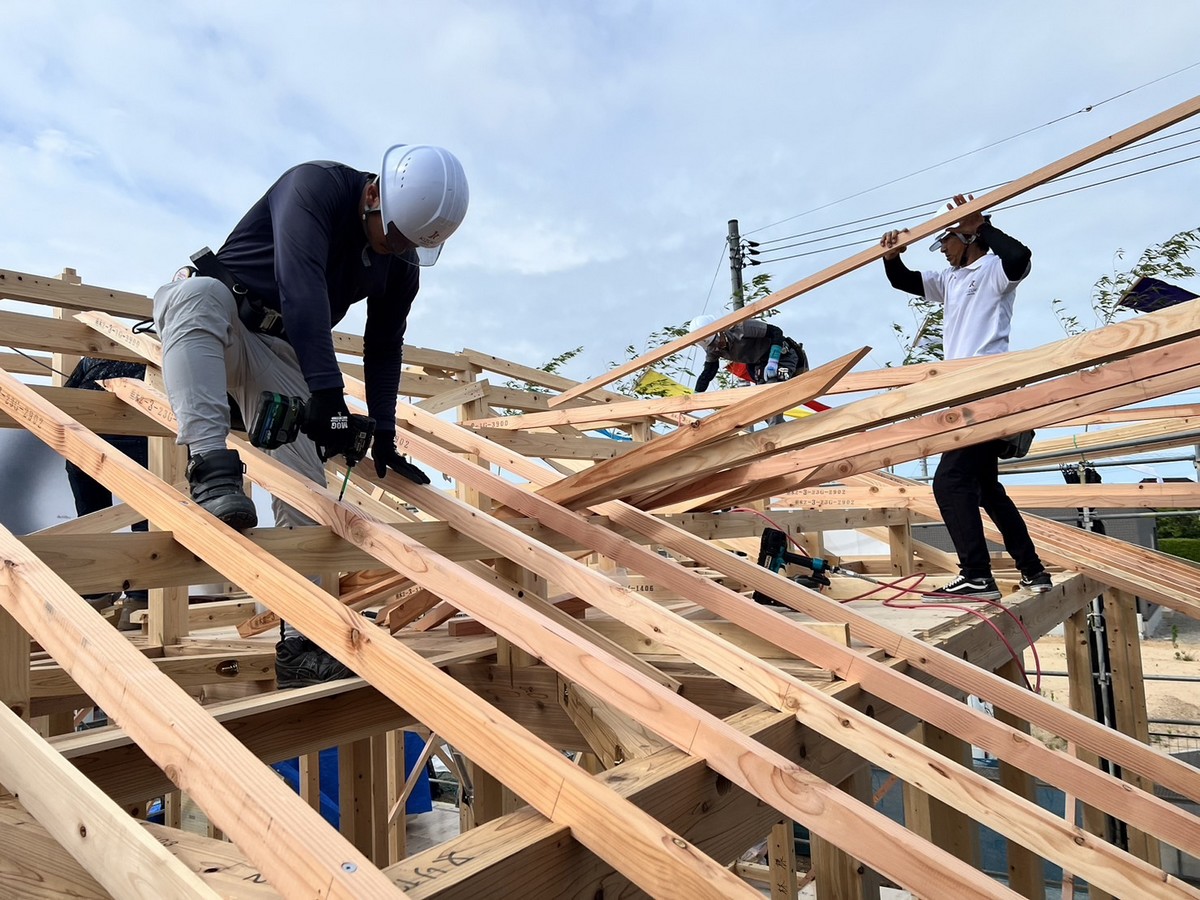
xmin=153 ymin=144 xmax=468 ymax=685
xmin=689 ymin=316 xmax=808 ymax=424
xmin=880 ymin=194 xmax=1052 ymax=600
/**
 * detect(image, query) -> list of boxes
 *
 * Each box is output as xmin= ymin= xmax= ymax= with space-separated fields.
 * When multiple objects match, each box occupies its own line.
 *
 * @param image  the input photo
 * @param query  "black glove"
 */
xmin=301 ymin=388 xmax=353 ymax=462
xmin=372 ymin=431 xmax=430 ymax=485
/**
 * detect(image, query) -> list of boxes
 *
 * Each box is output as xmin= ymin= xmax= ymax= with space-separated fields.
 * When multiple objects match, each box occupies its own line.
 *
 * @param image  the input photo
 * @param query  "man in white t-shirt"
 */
xmin=880 ymin=194 xmax=1052 ymax=600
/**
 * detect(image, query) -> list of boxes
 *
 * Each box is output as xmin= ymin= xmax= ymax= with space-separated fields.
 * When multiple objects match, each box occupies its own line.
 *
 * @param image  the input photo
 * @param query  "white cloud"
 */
xmin=2 ymin=1 xmax=1200 ymax=481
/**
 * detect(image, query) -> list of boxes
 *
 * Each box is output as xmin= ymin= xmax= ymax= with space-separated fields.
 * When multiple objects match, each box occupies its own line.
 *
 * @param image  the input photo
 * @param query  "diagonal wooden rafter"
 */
xmin=0 ymin=698 xmax=222 ymax=899
xmin=107 ymin=376 xmax=1018 ymax=900
xmin=386 ymin=396 xmax=1200 ymax=815
xmin=552 ymin=91 xmax=1200 ymax=405
xmin=635 ymin=335 xmax=1200 ymax=512
xmin=2 ymin=368 xmax=759 ymax=900
xmin=538 ymin=348 xmax=869 ymax=506
xmin=555 ymin=298 xmax=1200 ymax=509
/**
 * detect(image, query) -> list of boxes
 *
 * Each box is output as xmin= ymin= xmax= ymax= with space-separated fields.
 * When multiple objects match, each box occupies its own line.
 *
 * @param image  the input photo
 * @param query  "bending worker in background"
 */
xmin=880 ymin=194 xmax=1052 ymax=600
xmin=689 ymin=315 xmax=809 ymax=425
xmin=153 ymin=144 xmax=469 ymax=686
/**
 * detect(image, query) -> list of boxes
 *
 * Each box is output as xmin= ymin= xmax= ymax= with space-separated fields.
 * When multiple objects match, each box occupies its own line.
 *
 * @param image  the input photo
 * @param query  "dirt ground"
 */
xmin=1031 ymin=607 xmax=1200 ymax=752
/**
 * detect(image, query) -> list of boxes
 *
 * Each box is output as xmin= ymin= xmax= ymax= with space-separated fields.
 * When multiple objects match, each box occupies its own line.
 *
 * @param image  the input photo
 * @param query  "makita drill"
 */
xmin=751 ymin=527 xmax=837 ymax=606
xmin=248 ymin=391 xmax=375 ymax=470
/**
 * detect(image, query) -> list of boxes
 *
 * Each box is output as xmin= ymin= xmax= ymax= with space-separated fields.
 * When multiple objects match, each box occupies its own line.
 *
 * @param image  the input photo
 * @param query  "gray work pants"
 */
xmin=152 ymin=276 xmax=326 ymax=531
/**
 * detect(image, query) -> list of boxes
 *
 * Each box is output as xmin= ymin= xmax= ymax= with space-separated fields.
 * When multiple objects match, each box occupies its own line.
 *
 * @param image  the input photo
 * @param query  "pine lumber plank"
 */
xmin=0 ymin=801 xmax=282 ymax=899
xmin=661 ymin=341 xmax=1200 ymax=510
xmin=374 ymin=404 xmax=1200 ymax=894
xmin=0 ymin=525 xmax=400 ymax=896
xmin=0 ymin=266 xmax=152 ymax=318
xmin=0 ymin=386 xmax=170 ymax=435
xmin=0 ymin=309 xmax=145 ymax=362
xmin=553 ymin=91 xmax=1200 ymax=405
xmin=779 ymin=482 xmax=1200 ymax=510
xmin=1004 ymin=416 xmax=1200 ymax=468
xmin=415 ymin=379 xmax=488 ymax=415
xmin=113 ymin=378 xmax=1014 ymax=899
xmin=91 ymin=379 xmax=762 ymax=899
xmin=391 ymin=398 xmax=1200 ymax=826
xmin=0 ymin=700 xmax=221 ymax=899
xmin=538 ymin=348 xmax=869 ymax=507
xmin=614 ymin=316 xmax=1200 ymax=508
xmin=465 ymin=382 xmax=777 ymax=430
xmin=477 ymin=428 xmax=636 ymax=461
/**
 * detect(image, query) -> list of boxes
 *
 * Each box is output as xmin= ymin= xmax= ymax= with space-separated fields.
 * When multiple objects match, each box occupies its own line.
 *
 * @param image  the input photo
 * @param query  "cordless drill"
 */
xmin=249 ymin=391 xmax=375 ymax=493
xmin=752 ymin=527 xmax=836 ymax=606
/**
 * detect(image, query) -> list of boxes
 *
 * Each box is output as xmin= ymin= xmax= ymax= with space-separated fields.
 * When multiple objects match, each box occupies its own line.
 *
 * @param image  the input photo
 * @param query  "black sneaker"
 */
xmin=1020 ymin=570 xmax=1053 ymax=593
xmin=275 ymin=636 xmax=354 ymax=689
xmin=187 ymin=449 xmax=258 ymax=531
xmin=926 ymin=575 xmax=1001 ymax=602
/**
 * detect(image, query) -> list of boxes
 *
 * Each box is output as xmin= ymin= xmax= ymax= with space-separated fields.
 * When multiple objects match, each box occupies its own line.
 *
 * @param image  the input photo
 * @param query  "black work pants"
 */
xmin=932 ymin=441 xmax=1043 ymax=579
xmin=65 ymin=434 xmax=149 ymax=600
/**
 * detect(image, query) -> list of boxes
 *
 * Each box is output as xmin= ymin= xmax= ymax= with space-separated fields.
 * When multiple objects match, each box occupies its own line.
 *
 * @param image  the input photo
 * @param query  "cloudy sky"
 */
xmin=3 ymin=2 xmax=1200 ymax=487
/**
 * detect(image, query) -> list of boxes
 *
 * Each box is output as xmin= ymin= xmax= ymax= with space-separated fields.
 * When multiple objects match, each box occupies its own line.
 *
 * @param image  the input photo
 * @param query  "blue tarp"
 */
xmin=272 ymin=732 xmax=433 ymax=828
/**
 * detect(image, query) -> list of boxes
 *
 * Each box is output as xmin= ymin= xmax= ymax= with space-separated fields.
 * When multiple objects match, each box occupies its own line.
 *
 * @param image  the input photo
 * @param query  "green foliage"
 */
xmin=1156 ymin=512 xmax=1200 ymax=539
xmin=1055 ymin=227 xmax=1200 ymax=336
xmin=890 ymin=293 xmax=944 ymax=366
xmin=607 ymin=321 xmax=696 ymax=396
xmin=610 ymin=273 xmax=780 ymax=397
xmin=496 ymin=345 xmax=584 ymax=415
xmin=1158 ymin=537 xmax=1200 ymax=564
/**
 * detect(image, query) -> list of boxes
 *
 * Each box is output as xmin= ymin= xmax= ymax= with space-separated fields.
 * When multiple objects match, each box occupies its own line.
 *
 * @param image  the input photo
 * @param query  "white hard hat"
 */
xmin=379 ymin=144 xmax=469 ymax=266
xmin=689 ymin=314 xmax=718 ymax=347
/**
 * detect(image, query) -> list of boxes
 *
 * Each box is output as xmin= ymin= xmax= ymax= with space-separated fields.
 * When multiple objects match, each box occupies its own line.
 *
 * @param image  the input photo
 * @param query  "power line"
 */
xmin=749 ymin=151 xmax=1200 ymax=266
xmin=754 ymin=126 xmax=1200 ymax=249
xmin=746 ymin=60 xmax=1200 ymax=238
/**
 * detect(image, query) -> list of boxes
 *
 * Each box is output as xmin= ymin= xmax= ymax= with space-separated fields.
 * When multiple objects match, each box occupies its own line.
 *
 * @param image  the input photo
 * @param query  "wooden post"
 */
xmin=810 ymin=764 xmax=884 ymax=899
xmin=299 ymin=751 xmax=322 ymax=812
xmin=1103 ymin=589 xmax=1160 ymax=867
xmin=994 ymin=659 xmax=1047 ymax=900
xmin=146 ymin=435 xmax=188 ymax=645
xmin=0 ymin=608 xmax=30 ymax=721
xmin=1064 ymin=606 xmax=1115 ymax=900
xmin=888 ymin=516 xmax=913 ymax=576
xmin=902 ymin=723 xmax=979 ymax=867
xmin=767 ymin=820 xmax=799 ymax=900
xmin=51 ymin=268 xmax=82 ymax=388
xmin=386 ymin=729 xmax=408 ymax=863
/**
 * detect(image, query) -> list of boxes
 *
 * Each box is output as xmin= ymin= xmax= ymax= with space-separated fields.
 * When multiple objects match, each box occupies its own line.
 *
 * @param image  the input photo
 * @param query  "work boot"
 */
xmin=275 ymin=636 xmax=354 ymax=689
xmin=186 ymin=449 xmax=257 ymax=531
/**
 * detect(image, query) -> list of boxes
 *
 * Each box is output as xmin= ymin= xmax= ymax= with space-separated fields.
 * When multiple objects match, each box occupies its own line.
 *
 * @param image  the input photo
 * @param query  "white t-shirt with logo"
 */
xmin=921 ymin=254 xmax=1017 ymax=360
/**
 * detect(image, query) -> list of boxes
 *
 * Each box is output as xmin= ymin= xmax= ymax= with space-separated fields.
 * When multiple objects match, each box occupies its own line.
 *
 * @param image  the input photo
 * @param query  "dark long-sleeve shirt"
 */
xmin=695 ymin=319 xmax=786 ymax=392
xmin=216 ymin=161 xmax=418 ymax=430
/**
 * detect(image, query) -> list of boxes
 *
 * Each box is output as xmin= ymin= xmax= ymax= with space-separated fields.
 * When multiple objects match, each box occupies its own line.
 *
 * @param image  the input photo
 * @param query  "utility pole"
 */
xmin=727 ymin=219 xmax=745 ymax=308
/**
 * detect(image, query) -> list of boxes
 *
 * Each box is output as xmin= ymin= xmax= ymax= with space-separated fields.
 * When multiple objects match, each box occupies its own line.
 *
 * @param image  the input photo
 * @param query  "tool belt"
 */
xmin=189 ymin=247 xmax=286 ymax=338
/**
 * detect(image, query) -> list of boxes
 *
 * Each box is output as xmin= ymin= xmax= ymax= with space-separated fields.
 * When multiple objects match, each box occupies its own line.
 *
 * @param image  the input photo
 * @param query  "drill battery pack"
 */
xmin=249 ymin=391 xmax=305 ymax=450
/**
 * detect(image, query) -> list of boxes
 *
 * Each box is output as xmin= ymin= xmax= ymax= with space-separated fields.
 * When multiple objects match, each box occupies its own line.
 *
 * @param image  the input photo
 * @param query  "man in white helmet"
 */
xmin=153 ymin=144 xmax=468 ymax=686
xmin=688 ymin=314 xmax=808 ymax=424
xmin=880 ymin=193 xmax=1051 ymax=602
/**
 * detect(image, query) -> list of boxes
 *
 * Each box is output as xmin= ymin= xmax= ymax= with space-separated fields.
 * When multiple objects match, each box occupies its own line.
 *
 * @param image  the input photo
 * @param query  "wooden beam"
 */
xmin=553 ymin=91 xmax=1200 ymax=404
xmin=114 ymin=377 xmax=1015 ymax=898
xmin=0 ymin=700 xmax=221 ymax=899
xmin=538 ymin=348 xmax=869 ymax=507
xmin=89 ymin=378 xmax=763 ymax=897
xmin=0 ymin=526 xmax=398 ymax=896
xmin=391 ymin=399 xmax=1200 ymax=833
xmin=780 ymin=482 xmax=1200 ymax=510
